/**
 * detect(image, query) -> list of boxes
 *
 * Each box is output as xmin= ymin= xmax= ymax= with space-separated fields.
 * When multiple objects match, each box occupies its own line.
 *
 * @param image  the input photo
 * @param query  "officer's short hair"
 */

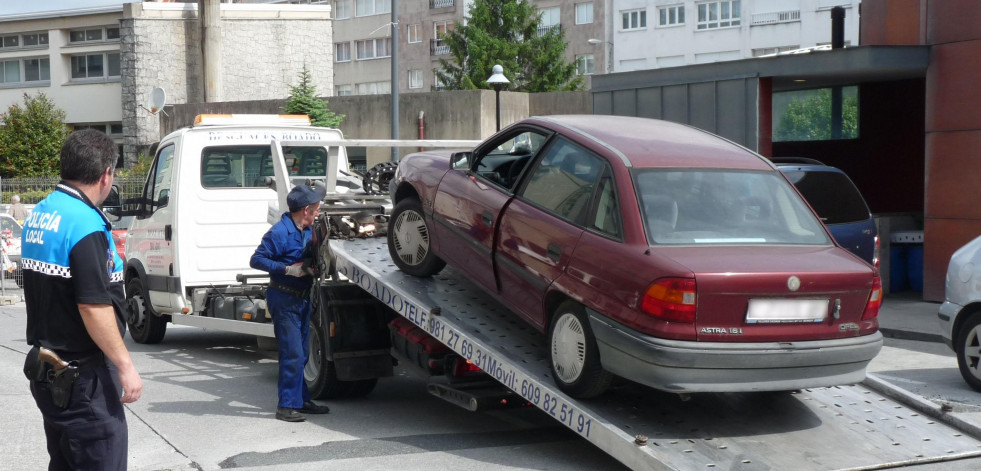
xmin=61 ymin=129 xmax=117 ymax=184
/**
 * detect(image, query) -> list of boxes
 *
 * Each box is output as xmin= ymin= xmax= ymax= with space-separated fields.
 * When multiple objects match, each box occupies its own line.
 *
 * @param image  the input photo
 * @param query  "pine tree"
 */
xmin=284 ymin=67 xmax=344 ymax=128
xmin=0 ymin=93 xmax=68 ymax=178
xmin=436 ymin=0 xmax=582 ymax=92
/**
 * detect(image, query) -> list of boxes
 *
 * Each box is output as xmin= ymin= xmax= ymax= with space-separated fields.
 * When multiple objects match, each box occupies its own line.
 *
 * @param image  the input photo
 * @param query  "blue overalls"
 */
xmin=250 ymin=213 xmax=314 ymax=410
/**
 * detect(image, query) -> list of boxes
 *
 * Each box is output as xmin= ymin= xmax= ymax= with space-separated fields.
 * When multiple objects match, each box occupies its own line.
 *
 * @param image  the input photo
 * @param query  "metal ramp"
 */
xmin=334 ymin=238 xmax=981 ymax=471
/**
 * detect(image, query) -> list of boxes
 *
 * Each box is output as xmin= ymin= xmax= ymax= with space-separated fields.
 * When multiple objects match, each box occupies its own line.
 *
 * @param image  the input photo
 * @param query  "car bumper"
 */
xmin=938 ymin=301 xmax=962 ymax=350
xmin=588 ymin=309 xmax=883 ymax=393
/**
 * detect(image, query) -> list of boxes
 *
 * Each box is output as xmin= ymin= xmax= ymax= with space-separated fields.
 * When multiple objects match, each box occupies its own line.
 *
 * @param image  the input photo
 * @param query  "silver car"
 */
xmin=939 ymin=235 xmax=981 ymax=391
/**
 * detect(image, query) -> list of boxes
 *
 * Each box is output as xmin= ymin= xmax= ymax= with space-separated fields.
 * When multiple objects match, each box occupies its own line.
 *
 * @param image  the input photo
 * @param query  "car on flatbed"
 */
xmin=939 ymin=235 xmax=981 ymax=391
xmin=388 ymin=115 xmax=884 ymax=398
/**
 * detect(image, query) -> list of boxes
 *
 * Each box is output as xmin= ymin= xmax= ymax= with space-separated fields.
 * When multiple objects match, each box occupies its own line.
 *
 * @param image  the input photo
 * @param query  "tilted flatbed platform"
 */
xmin=333 ymin=237 xmax=981 ymax=471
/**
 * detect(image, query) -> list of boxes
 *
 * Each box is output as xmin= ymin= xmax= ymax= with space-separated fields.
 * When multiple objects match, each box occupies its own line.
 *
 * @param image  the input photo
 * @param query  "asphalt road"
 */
xmin=3 ymin=300 xmax=981 ymax=471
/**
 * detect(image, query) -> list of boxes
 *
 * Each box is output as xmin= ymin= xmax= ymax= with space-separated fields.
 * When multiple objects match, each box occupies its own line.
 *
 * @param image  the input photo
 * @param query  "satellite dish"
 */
xmin=150 ymin=87 xmax=167 ymax=114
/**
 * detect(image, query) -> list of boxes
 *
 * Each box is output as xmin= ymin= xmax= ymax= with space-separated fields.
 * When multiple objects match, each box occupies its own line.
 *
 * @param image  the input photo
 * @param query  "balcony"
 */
xmin=430 ymin=0 xmax=453 ymax=8
xmin=430 ymin=39 xmax=449 ymax=56
xmin=536 ymin=24 xmax=560 ymax=37
xmin=751 ymin=10 xmax=801 ymax=26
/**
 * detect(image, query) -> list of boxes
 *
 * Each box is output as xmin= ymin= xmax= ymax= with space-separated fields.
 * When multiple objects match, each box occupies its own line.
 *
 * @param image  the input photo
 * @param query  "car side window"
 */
xmin=590 ymin=172 xmax=622 ymax=238
xmin=143 ymin=144 xmax=175 ymax=215
xmin=472 ymin=130 xmax=548 ymax=190
xmin=519 ymin=137 xmax=604 ymax=225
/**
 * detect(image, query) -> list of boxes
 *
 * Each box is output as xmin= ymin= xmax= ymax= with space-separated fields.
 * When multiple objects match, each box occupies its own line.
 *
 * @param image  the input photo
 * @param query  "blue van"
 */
xmin=773 ymin=158 xmax=879 ymax=267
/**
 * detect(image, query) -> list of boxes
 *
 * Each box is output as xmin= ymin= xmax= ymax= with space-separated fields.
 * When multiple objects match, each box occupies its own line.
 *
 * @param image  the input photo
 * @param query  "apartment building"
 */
xmin=612 ymin=0 xmax=861 ymax=72
xmin=331 ymin=0 xmax=610 ymax=95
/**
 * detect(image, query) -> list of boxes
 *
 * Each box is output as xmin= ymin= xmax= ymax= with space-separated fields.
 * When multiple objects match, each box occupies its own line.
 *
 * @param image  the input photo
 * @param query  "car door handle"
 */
xmin=482 ymin=211 xmax=493 ymax=226
xmin=547 ymin=243 xmax=562 ymax=262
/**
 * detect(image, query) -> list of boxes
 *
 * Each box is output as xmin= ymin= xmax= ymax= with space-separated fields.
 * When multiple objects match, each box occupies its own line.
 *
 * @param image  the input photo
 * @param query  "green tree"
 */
xmin=775 ymin=89 xmax=858 ymax=141
xmin=284 ymin=67 xmax=344 ymax=128
xmin=0 ymin=93 xmax=69 ymax=178
xmin=436 ymin=0 xmax=582 ymax=92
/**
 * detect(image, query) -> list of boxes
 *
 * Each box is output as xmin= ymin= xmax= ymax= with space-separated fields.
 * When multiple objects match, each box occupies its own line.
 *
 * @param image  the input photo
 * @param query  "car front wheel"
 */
xmin=548 ymin=300 xmax=614 ymax=398
xmin=388 ymin=197 xmax=446 ymax=277
xmin=955 ymin=311 xmax=981 ymax=392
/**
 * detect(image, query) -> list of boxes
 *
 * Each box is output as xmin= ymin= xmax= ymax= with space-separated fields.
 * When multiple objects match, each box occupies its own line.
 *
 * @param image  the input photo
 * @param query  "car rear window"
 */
xmin=634 ymin=169 xmax=831 ymax=246
xmin=781 ymin=170 xmax=870 ymax=225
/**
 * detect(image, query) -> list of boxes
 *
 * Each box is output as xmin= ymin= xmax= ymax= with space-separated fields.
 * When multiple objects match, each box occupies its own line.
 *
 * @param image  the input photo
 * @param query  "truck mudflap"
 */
xmin=332 ymin=238 xmax=981 ymax=471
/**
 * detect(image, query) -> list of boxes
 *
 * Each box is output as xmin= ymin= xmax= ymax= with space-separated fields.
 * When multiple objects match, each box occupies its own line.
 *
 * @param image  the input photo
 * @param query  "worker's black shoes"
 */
xmin=276 ymin=408 xmax=306 ymax=422
xmin=299 ymin=401 xmax=330 ymax=414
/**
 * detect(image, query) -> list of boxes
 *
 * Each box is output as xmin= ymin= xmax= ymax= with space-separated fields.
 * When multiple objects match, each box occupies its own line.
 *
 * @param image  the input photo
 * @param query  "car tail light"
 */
xmin=862 ymin=276 xmax=882 ymax=320
xmin=872 ymin=236 xmax=880 ymax=269
xmin=641 ymin=278 xmax=696 ymax=323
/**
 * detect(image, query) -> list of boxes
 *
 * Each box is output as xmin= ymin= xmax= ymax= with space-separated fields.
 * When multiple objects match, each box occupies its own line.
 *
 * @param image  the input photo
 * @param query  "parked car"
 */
xmin=772 ymin=158 xmax=879 ymax=267
xmin=938 ymin=235 xmax=981 ymax=391
xmin=388 ymin=115 xmax=883 ymax=398
xmin=0 ymin=213 xmax=23 ymax=287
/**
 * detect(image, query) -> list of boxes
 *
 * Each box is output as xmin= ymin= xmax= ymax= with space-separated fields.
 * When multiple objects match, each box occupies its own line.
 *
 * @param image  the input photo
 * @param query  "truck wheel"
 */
xmin=388 ymin=197 xmax=446 ymax=277
xmin=955 ymin=311 xmax=981 ymax=392
xmin=548 ymin=300 xmax=613 ymax=398
xmin=126 ymin=277 xmax=167 ymax=344
xmin=305 ymin=319 xmax=352 ymax=399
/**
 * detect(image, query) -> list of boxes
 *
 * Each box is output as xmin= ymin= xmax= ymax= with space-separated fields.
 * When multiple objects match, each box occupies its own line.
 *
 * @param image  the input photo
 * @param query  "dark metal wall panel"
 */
xmin=716 ymin=79 xmax=750 ymax=147
xmin=612 ymin=89 xmax=638 ymax=116
xmin=689 ymin=82 xmax=717 ymax=134
xmin=593 ymin=91 xmax=613 ymax=115
xmin=662 ymin=84 xmax=689 ymax=123
xmin=637 ymin=87 xmax=662 ymax=119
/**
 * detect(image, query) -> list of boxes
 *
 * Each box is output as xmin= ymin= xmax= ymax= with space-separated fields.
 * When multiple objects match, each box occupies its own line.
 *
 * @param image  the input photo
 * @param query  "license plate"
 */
xmin=745 ymin=298 xmax=828 ymax=323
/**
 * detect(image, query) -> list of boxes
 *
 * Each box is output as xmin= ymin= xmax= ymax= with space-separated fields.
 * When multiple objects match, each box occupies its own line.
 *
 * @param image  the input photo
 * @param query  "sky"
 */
xmin=3 ymin=0 xmax=139 ymax=16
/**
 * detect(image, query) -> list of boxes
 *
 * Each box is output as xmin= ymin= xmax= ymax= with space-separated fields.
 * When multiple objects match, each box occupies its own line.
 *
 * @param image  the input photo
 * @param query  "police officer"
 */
xmin=22 ymin=129 xmax=142 ymax=470
xmin=251 ymin=185 xmax=331 ymax=422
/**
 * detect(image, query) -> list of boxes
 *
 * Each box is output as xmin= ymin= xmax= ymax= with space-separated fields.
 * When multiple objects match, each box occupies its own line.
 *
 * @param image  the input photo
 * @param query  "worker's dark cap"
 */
xmin=287 ymin=185 xmax=326 ymax=212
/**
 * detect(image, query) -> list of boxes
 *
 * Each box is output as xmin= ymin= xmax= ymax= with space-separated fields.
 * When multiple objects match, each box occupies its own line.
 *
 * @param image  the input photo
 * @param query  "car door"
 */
xmin=431 ymin=128 xmax=550 ymax=294
xmin=496 ymin=137 xmax=607 ymax=328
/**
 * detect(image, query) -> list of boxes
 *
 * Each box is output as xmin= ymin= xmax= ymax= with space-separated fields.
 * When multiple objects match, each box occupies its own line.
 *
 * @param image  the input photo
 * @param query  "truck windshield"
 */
xmin=633 ymin=169 xmax=831 ymax=246
xmin=200 ymin=145 xmax=329 ymax=188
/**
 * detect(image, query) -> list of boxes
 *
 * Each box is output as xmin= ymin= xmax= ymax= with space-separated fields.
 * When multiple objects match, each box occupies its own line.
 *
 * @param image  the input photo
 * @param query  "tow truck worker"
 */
xmin=251 ymin=185 xmax=331 ymax=422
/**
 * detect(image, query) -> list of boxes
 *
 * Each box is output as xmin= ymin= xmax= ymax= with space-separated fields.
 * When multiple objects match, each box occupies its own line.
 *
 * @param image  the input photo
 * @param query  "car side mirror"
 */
xmin=451 ymin=151 xmax=472 ymax=170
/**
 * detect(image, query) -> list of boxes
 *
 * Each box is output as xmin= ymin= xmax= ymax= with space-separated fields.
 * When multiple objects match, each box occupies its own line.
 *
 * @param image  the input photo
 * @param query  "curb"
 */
xmin=862 ymin=373 xmax=981 ymax=440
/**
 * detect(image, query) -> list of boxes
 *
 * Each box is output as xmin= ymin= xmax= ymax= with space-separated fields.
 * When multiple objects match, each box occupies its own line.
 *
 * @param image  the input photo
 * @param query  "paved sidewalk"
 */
xmin=866 ymin=292 xmax=981 ymax=440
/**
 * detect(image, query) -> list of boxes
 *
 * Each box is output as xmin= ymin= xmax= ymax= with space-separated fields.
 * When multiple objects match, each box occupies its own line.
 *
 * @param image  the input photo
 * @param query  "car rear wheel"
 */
xmin=548 ymin=300 xmax=613 ymax=398
xmin=955 ymin=311 xmax=981 ymax=392
xmin=388 ymin=197 xmax=446 ymax=277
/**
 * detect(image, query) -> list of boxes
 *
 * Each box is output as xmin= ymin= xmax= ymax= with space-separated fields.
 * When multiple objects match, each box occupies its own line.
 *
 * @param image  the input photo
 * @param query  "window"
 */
xmin=335 ymin=0 xmax=351 ymax=19
xmin=658 ymin=5 xmax=685 ymax=26
xmin=145 ymin=144 xmax=175 ymax=213
xmin=356 ymin=0 xmax=390 ymax=17
xmin=470 ymin=130 xmax=549 ymax=190
xmin=355 ymin=38 xmax=391 ymax=60
xmin=540 ymin=7 xmax=560 ymax=27
xmin=576 ymin=54 xmax=594 ymax=75
xmin=336 ymin=84 xmax=353 ymax=96
xmin=0 ymin=32 xmax=49 ymax=50
xmin=0 ymin=57 xmax=50 ymax=85
xmin=199 ymin=145 xmax=331 ymax=189
xmin=68 ymin=26 xmax=119 ymax=44
xmin=752 ymin=45 xmax=799 ymax=57
xmin=575 ymin=3 xmax=594 ymax=24
xmin=622 ymin=9 xmax=647 ymax=30
xmin=70 ymin=52 xmax=121 ymax=80
xmin=697 ymin=1 xmax=741 ymax=30
xmin=335 ymin=42 xmax=351 ymax=62
xmin=773 ymin=86 xmax=859 ymax=141
xmin=408 ymin=69 xmax=423 ymax=89
xmin=521 ymin=137 xmax=605 ymax=224
xmin=407 ymin=23 xmax=421 ymax=43
xmin=73 ymin=122 xmax=123 ymax=136
xmin=432 ymin=21 xmax=450 ymax=53
xmin=356 ymin=81 xmax=391 ymax=95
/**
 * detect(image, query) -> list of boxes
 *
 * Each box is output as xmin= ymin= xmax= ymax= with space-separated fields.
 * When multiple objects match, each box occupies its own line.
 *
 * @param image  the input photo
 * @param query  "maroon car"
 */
xmin=388 ymin=115 xmax=882 ymax=398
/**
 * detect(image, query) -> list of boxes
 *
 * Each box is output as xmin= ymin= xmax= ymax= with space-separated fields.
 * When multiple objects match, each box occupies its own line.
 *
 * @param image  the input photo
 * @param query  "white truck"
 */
xmin=109 ymin=114 xmax=981 ymax=471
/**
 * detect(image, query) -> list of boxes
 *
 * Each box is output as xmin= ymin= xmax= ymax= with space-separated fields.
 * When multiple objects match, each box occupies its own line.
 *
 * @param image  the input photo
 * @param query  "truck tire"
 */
xmin=126 ymin=277 xmax=168 ymax=344
xmin=955 ymin=311 xmax=981 ymax=392
xmin=305 ymin=319 xmax=352 ymax=399
xmin=548 ymin=300 xmax=613 ymax=398
xmin=388 ymin=197 xmax=446 ymax=277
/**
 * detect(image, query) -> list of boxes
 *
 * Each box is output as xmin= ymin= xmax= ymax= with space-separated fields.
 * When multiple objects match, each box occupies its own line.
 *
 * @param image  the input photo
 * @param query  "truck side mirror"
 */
xmin=157 ymin=189 xmax=170 ymax=207
xmin=103 ymin=185 xmax=122 ymax=216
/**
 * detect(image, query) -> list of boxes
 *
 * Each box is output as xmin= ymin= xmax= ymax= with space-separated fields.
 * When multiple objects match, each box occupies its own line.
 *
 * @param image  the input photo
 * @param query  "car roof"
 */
xmin=526 ymin=115 xmax=774 ymax=171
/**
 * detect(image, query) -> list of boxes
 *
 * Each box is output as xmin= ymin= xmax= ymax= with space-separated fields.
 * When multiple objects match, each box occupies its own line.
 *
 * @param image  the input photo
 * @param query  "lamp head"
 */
xmin=486 ymin=64 xmax=510 ymax=87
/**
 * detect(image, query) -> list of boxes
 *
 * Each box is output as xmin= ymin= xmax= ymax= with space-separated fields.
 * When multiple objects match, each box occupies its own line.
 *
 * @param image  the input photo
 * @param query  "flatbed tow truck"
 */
xmin=114 ymin=117 xmax=981 ymax=470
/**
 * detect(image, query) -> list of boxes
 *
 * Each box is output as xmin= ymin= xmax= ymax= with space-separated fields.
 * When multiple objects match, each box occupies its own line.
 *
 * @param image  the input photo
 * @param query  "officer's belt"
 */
xmin=269 ymin=280 xmax=310 ymax=299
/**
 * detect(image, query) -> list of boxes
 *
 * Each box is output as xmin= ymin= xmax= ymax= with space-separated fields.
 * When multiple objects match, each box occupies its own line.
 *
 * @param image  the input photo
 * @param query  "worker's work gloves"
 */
xmin=285 ymin=262 xmax=313 ymax=277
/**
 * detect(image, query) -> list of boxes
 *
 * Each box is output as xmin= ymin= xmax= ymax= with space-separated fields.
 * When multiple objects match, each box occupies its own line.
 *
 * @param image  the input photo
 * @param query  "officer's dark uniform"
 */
xmin=22 ymin=182 xmax=128 ymax=470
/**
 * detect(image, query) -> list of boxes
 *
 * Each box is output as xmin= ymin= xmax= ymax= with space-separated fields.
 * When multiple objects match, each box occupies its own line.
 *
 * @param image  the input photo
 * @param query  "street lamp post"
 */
xmin=587 ymin=38 xmax=613 ymax=74
xmin=486 ymin=64 xmax=510 ymax=132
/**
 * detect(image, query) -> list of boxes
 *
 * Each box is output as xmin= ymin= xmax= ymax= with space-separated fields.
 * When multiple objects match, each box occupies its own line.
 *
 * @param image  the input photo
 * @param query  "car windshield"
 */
xmin=634 ymin=169 xmax=831 ymax=246
xmin=781 ymin=170 xmax=871 ymax=225
xmin=1 ymin=216 xmax=22 ymax=237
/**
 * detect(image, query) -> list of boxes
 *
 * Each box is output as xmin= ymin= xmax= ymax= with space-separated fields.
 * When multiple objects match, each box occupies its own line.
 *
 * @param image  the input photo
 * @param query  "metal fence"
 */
xmin=0 ymin=176 xmax=145 ymax=292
